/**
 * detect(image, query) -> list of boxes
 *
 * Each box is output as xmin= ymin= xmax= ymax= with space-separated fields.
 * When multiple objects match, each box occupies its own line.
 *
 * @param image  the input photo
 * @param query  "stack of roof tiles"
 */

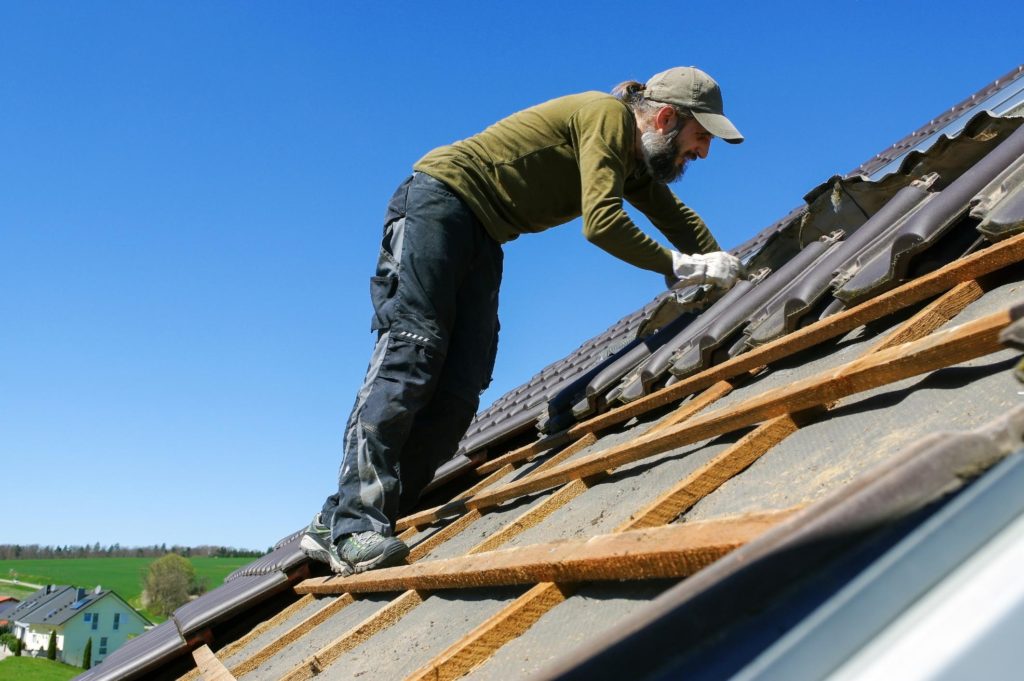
xmin=76 ymin=64 xmax=1024 ymax=681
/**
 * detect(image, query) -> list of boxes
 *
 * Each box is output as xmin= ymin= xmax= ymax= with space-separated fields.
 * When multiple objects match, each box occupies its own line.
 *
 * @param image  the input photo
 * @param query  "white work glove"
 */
xmin=667 ymin=250 xmax=743 ymax=290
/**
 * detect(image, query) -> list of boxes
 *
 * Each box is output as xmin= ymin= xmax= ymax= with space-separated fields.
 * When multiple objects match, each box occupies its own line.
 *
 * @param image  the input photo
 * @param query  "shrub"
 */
xmin=0 ymin=632 xmax=19 ymax=654
xmin=82 ymin=637 xmax=92 ymax=669
xmin=142 ymin=553 xmax=205 ymax=616
xmin=47 ymin=629 xmax=56 ymax=660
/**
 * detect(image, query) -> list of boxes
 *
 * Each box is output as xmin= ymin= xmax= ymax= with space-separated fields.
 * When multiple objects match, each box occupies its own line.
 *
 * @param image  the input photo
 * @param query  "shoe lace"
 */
xmin=349 ymin=531 xmax=384 ymax=550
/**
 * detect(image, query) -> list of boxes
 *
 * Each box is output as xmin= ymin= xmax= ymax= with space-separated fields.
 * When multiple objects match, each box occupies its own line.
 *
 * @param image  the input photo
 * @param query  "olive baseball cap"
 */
xmin=644 ymin=66 xmax=744 ymax=144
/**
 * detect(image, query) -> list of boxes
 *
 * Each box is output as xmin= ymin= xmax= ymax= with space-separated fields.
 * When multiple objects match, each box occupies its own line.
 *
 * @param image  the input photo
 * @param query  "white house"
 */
xmin=8 ymin=584 xmax=151 ymax=667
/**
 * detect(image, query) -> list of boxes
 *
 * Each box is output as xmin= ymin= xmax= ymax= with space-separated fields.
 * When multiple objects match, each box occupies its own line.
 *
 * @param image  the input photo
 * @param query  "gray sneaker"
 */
xmin=338 ymin=531 xmax=409 ymax=573
xmin=299 ymin=514 xmax=352 ymax=576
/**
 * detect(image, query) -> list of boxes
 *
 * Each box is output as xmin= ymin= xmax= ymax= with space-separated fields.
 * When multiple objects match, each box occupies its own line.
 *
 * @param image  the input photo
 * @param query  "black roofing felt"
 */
xmin=74 ymin=65 xmax=1024 ymax=681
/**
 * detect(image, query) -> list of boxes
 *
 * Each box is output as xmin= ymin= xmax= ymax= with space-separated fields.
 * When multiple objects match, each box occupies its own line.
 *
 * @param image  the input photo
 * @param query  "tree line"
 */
xmin=0 ymin=543 xmax=264 ymax=560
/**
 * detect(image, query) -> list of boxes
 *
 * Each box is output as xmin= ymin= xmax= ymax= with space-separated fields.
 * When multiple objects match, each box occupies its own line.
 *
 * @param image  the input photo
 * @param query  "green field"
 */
xmin=0 ymin=581 xmax=37 ymax=600
xmin=0 ymin=657 xmax=81 ymax=681
xmin=0 ymin=557 xmax=253 ymax=623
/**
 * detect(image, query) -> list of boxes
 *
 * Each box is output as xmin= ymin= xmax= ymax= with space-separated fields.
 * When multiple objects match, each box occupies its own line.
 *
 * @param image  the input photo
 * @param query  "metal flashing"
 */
xmin=734 ymin=451 xmax=1024 ymax=681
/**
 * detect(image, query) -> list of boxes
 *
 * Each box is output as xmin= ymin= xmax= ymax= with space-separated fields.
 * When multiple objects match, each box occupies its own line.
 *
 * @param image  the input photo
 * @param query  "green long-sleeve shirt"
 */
xmin=413 ymin=92 xmax=719 ymax=275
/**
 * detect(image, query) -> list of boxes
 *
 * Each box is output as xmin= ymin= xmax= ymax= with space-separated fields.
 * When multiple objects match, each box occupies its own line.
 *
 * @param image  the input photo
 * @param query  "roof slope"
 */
xmin=75 ymin=64 xmax=1024 ymax=681
xmin=7 ymin=585 xmax=122 ymax=627
xmin=7 ymin=585 xmax=76 ymax=624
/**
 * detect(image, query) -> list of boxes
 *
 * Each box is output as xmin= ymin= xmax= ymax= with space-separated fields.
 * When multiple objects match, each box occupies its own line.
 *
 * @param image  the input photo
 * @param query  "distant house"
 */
xmin=7 ymin=585 xmax=151 ymax=667
xmin=0 ymin=596 xmax=18 ymax=627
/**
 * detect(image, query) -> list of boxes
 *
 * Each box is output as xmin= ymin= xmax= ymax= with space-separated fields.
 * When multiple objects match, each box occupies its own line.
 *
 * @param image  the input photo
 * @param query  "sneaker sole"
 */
xmin=350 ymin=541 xmax=410 ymax=574
xmin=299 ymin=534 xmax=353 ymax=576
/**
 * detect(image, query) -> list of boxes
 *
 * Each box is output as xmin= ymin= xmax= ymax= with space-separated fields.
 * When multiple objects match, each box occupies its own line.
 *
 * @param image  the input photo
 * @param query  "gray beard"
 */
xmin=641 ymin=128 xmax=688 ymax=184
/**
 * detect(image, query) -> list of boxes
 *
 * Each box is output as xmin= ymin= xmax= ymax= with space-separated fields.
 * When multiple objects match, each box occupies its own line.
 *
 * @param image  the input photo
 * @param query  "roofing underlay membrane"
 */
xmin=75 ymin=64 xmax=1024 ymax=681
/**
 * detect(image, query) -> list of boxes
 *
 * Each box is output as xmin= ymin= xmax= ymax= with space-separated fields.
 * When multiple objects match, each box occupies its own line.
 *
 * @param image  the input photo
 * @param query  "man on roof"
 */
xmin=302 ymin=66 xmax=745 ymax=575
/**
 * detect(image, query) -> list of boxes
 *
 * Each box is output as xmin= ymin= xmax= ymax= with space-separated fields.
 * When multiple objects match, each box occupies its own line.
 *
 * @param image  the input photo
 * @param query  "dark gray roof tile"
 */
xmin=172 ymin=572 xmax=290 ymax=635
xmin=224 ymin=533 xmax=305 ymax=583
xmin=974 ymin=151 xmax=1024 ymax=241
xmin=72 ymin=620 xmax=186 ymax=681
xmin=836 ymin=117 xmax=1024 ymax=306
xmin=6 ymin=586 xmax=74 ymax=623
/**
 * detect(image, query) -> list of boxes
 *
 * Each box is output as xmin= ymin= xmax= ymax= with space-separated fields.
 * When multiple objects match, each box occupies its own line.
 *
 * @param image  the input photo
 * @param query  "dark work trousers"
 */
xmin=321 ymin=172 xmax=503 ymax=540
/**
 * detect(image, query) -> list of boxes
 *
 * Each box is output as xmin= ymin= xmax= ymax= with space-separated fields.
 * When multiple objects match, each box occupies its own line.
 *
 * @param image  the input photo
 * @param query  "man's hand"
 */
xmin=667 ymin=250 xmax=744 ymax=290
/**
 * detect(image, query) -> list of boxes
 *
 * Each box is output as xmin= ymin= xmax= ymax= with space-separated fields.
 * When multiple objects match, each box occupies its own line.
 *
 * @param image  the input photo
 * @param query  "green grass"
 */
xmin=0 ymin=657 xmax=82 ymax=681
xmin=0 ymin=582 xmax=38 ymax=600
xmin=0 ymin=557 xmax=253 ymax=623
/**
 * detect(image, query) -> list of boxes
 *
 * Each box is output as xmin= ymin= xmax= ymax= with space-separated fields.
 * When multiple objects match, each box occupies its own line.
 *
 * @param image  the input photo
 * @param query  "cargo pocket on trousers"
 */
xmin=369 ymin=275 xmax=398 ymax=332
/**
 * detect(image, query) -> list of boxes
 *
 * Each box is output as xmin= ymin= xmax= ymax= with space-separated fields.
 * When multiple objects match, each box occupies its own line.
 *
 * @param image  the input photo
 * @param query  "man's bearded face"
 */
xmin=640 ymin=125 xmax=688 ymax=184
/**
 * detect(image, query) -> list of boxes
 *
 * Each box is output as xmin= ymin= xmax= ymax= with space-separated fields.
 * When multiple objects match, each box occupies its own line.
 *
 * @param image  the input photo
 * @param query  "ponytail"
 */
xmin=612 ymin=80 xmax=646 ymax=105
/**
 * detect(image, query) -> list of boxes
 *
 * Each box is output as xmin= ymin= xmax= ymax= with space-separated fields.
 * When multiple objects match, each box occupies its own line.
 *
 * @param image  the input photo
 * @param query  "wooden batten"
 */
xmin=295 ymin=511 xmax=794 ymax=595
xmin=191 ymin=645 xmax=237 ymax=681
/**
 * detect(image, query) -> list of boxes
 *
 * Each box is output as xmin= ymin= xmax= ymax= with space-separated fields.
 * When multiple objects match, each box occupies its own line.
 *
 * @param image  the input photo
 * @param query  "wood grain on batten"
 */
xmin=295 ymin=511 xmax=794 ymax=595
xmin=191 ymin=645 xmax=237 ymax=681
xmin=870 ymin=279 xmax=985 ymax=353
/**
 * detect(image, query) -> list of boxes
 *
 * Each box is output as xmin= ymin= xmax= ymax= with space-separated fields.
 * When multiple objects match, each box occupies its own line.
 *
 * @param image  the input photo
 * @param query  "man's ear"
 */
xmin=654 ymin=106 xmax=677 ymax=133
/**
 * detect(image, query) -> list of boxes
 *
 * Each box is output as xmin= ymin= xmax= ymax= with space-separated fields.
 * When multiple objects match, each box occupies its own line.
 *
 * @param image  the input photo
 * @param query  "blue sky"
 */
xmin=3 ymin=2 xmax=1022 ymax=551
